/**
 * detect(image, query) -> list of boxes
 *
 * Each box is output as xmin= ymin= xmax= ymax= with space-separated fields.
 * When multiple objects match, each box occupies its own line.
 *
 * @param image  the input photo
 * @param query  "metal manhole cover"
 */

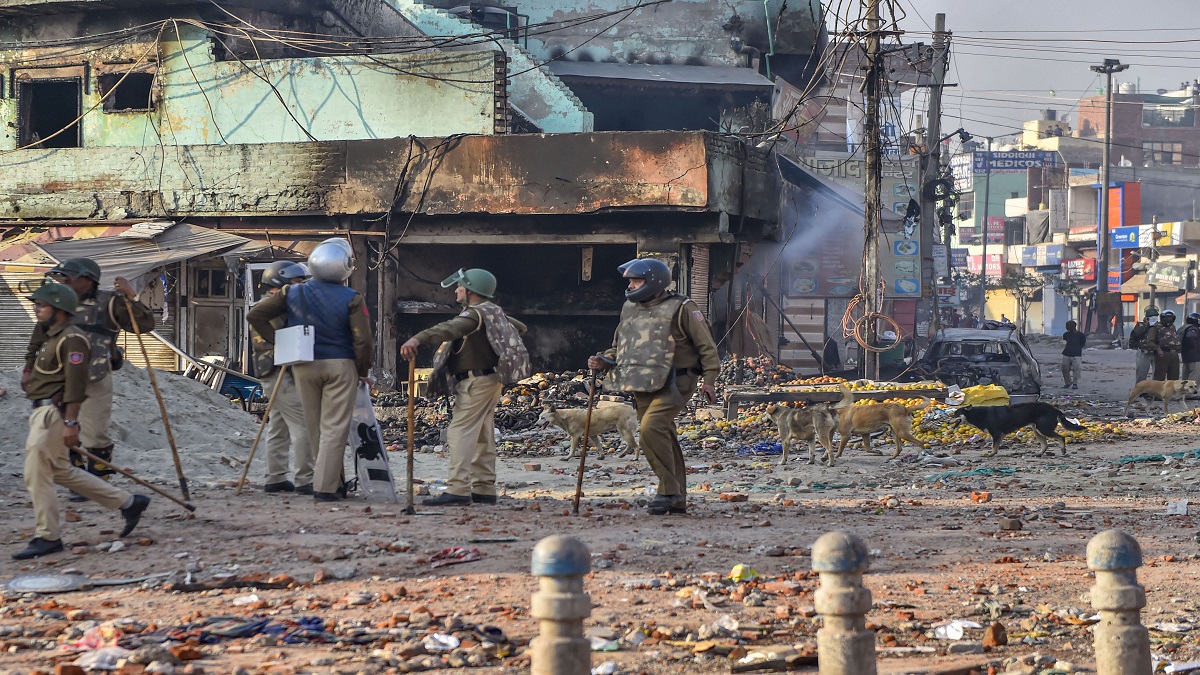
xmin=4 ymin=574 xmax=92 ymax=593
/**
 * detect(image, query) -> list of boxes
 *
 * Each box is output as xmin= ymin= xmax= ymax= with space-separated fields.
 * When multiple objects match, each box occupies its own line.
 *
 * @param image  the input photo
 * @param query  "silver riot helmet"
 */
xmin=322 ymin=238 xmax=353 ymax=259
xmin=308 ymin=241 xmax=354 ymax=282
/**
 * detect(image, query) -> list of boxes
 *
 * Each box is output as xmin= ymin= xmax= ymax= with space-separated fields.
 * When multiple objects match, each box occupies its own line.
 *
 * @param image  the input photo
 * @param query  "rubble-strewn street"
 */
xmin=1 ymin=344 xmax=1198 ymax=675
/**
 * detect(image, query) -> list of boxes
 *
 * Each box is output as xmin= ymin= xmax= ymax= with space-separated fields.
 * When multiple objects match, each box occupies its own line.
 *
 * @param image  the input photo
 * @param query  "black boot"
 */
xmin=13 ymin=537 xmax=64 ymax=560
xmin=647 ymin=494 xmax=686 ymax=515
xmin=264 ymin=480 xmax=295 ymax=493
xmin=423 ymin=492 xmax=471 ymax=506
xmin=120 ymin=495 xmax=151 ymax=537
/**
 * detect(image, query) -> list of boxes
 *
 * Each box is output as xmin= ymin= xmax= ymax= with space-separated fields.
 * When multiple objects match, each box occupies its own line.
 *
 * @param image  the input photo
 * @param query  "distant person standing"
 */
xmin=962 ymin=313 xmax=978 ymax=329
xmin=1061 ymin=320 xmax=1086 ymax=390
xmin=248 ymin=239 xmax=374 ymax=501
xmin=1181 ymin=313 xmax=1200 ymax=382
xmin=1128 ymin=306 xmax=1159 ymax=383
xmin=249 ymin=261 xmax=314 ymax=495
xmin=1145 ymin=310 xmax=1182 ymax=381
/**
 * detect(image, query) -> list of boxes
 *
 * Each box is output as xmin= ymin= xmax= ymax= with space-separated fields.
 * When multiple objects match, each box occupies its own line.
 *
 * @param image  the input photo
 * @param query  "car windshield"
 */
xmin=929 ymin=340 xmax=1012 ymax=362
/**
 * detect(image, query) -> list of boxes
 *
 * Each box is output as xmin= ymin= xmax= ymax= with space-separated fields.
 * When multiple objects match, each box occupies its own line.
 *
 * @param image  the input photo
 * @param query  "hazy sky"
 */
xmin=889 ymin=0 xmax=1200 ymax=142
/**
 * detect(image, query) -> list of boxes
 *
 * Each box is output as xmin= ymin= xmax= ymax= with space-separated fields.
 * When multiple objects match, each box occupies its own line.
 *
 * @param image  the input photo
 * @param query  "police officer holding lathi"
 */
xmin=249 ymin=261 xmax=314 ymax=494
xmin=23 ymin=258 xmax=155 ymax=500
xmin=588 ymin=259 xmax=720 ymax=516
xmin=16 ymin=282 xmax=149 ymax=560
xmin=1145 ymin=309 xmax=1182 ymax=381
xmin=247 ymin=239 xmax=373 ymax=502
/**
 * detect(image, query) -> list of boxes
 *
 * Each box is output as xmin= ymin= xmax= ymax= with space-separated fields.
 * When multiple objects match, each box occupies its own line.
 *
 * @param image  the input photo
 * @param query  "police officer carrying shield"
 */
xmin=250 ymin=261 xmax=314 ymax=494
xmin=16 ymin=282 xmax=149 ymax=560
xmin=247 ymin=240 xmax=373 ymax=501
xmin=23 ymin=258 xmax=155 ymax=498
xmin=400 ymin=269 xmax=527 ymax=506
xmin=588 ymin=259 xmax=720 ymax=516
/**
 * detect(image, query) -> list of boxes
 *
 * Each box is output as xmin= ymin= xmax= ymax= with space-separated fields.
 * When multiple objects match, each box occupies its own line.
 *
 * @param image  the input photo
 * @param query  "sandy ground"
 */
xmin=0 ymin=343 xmax=1198 ymax=675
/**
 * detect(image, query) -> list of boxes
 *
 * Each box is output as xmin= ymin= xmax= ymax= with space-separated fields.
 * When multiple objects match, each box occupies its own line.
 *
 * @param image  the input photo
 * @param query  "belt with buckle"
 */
xmin=31 ymin=399 xmax=57 ymax=409
xmin=454 ymin=368 xmax=497 ymax=382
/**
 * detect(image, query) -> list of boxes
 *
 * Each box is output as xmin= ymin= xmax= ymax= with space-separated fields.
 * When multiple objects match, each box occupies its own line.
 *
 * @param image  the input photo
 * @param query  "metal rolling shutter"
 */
xmin=689 ymin=244 xmax=711 ymax=318
xmin=117 ymin=313 xmax=179 ymax=372
xmin=0 ymin=272 xmax=44 ymax=370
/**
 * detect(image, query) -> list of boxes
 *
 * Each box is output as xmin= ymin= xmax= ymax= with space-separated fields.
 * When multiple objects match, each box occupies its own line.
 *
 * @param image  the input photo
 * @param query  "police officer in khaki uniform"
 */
xmin=400 ymin=269 xmax=526 ymax=506
xmin=589 ymin=259 xmax=720 ymax=515
xmin=16 ymin=282 xmax=149 ymax=560
xmin=247 ymin=240 xmax=373 ymax=501
xmin=24 ymin=258 xmax=155 ymax=498
xmin=250 ymin=261 xmax=314 ymax=494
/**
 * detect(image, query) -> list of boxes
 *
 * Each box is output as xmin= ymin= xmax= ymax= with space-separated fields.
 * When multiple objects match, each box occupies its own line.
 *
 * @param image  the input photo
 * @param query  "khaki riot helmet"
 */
xmin=440 ymin=268 xmax=496 ymax=299
xmin=27 ymin=282 xmax=79 ymax=315
xmin=308 ymin=241 xmax=354 ymax=282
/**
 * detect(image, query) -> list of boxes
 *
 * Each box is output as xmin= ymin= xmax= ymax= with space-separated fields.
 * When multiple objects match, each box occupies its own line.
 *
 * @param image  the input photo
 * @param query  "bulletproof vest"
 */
xmin=1157 ymin=323 xmax=1182 ymax=352
xmin=1183 ymin=325 xmax=1200 ymax=360
xmin=604 ymin=295 xmax=686 ymax=393
xmin=473 ymin=301 xmax=530 ymax=385
xmin=72 ymin=290 xmax=118 ymax=383
xmin=286 ymin=280 xmax=357 ymax=361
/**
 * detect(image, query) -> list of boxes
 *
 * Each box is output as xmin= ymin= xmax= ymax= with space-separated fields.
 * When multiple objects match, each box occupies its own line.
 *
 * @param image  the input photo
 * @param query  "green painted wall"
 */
xmin=1 ymin=24 xmax=502 ymax=150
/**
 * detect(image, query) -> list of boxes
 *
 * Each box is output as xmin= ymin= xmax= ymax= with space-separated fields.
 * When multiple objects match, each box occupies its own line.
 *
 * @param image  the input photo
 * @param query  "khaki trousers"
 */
xmin=445 ymin=373 xmax=503 ymax=497
xmin=1136 ymin=351 xmax=1154 ymax=382
xmin=79 ymin=372 xmax=114 ymax=449
xmin=262 ymin=369 xmax=314 ymax=486
xmin=633 ymin=374 xmax=696 ymax=497
xmin=1061 ymin=356 xmax=1082 ymax=386
xmin=293 ymin=359 xmax=357 ymax=493
xmin=1184 ymin=361 xmax=1199 ymax=382
xmin=25 ymin=406 xmax=130 ymax=541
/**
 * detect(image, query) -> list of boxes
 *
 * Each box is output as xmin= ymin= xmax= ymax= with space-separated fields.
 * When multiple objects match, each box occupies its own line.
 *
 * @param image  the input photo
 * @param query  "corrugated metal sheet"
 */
xmin=116 ymin=314 xmax=178 ymax=372
xmin=689 ymin=244 xmax=710 ymax=318
xmin=0 ymin=272 xmax=43 ymax=370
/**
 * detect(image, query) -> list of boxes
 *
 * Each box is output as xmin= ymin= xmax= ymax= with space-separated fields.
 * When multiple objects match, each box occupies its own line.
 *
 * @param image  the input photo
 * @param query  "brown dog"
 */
xmin=1125 ymin=379 xmax=1198 ymax=417
xmin=537 ymin=402 xmax=639 ymax=461
xmin=765 ymin=403 xmax=837 ymax=466
xmin=832 ymin=383 xmax=930 ymax=459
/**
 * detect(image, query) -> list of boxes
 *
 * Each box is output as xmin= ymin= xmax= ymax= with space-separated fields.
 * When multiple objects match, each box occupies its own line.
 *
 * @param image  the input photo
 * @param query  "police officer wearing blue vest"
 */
xmin=247 ymin=239 xmax=373 ymax=501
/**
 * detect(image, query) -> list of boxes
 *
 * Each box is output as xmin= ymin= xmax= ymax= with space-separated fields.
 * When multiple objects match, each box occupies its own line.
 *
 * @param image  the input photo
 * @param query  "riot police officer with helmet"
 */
xmin=1145 ymin=309 xmax=1182 ymax=381
xmin=588 ymin=258 xmax=720 ymax=516
xmin=247 ymin=240 xmax=373 ymax=501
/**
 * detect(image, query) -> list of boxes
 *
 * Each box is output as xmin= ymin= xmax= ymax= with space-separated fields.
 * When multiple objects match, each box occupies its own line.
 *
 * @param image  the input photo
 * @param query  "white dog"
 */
xmin=537 ymin=402 xmax=639 ymax=461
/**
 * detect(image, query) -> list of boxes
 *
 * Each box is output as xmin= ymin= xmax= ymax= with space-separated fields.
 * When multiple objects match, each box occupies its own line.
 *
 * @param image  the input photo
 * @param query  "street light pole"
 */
xmin=1090 ymin=59 xmax=1130 ymax=306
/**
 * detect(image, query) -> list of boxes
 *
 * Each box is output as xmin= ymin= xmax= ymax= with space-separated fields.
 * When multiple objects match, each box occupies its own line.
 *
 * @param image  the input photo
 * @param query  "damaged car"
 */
xmin=915 ymin=328 xmax=1041 ymax=402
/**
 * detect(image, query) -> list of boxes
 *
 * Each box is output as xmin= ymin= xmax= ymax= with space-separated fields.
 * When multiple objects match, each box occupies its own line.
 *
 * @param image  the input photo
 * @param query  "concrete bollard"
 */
xmin=1087 ymin=529 xmax=1152 ymax=675
xmin=530 ymin=535 xmax=592 ymax=675
xmin=812 ymin=531 xmax=876 ymax=675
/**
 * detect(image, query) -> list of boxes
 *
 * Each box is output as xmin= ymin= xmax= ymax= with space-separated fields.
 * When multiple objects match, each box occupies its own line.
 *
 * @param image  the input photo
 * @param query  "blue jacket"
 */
xmin=286 ymin=280 xmax=357 ymax=361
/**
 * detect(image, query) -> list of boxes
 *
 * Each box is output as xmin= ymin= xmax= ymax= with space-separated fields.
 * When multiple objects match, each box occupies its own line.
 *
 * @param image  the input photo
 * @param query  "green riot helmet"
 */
xmin=27 ymin=282 xmax=79 ymax=315
xmin=50 ymin=258 xmax=101 ymax=283
xmin=440 ymin=268 xmax=497 ymax=299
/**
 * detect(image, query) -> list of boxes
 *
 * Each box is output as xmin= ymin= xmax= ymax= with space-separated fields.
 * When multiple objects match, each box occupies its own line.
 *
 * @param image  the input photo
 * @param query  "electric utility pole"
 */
xmin=1090 ymin=58 xmax=1129 ymax=306
xmin=862 ymin=0 xmax=883 ymax=380
xmin=922 ymin=13 xmax=950 ymax=332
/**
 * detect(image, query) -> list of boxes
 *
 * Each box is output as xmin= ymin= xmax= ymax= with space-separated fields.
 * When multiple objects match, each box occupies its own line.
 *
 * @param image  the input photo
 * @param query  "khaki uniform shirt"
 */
xmin=603 ymin=294 xmax=721 ymax=388
xmin=24 ymin=291 xmax=154 ymax=370
xmin=414 ymin=306 xmax=527 ymax=375
xmin=27 ymin=323 xmax=92 ymax=404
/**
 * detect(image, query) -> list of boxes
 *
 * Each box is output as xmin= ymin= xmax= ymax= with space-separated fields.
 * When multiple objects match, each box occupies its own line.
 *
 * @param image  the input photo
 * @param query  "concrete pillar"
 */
xmin=812 ymin=531 xmax=876 ymax=675
xmin=1087 ymin=529 xmax=1152 ymax=675
xmin=530 ymin=535 xmax=592 ymax=675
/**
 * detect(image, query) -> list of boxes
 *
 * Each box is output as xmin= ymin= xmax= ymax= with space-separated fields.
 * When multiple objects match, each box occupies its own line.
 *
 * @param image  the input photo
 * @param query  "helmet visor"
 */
xmin=440 ymin=268 xmax=467 ymax=289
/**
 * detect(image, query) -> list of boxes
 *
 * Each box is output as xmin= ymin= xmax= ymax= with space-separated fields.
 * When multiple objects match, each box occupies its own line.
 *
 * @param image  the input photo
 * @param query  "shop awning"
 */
xmin=38 ymin=223 xmax=267 ymax=288
xmin=777 ymin=154 xmax=905 ymax=223
xmin=547 ymin=61 xmax=774 ymax=89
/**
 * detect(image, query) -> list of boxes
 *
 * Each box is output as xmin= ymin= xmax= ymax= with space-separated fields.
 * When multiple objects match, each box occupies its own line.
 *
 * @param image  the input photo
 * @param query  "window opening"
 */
xmin=18 ymin=79 xmax=81 ymax=148
xmin=98 ymin=72 xmax=155 ymax=112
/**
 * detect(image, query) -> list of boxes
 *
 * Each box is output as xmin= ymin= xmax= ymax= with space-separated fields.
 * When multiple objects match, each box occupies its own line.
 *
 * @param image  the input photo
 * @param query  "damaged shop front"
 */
xmin=1 ymin=131 xmax=777 ymax=380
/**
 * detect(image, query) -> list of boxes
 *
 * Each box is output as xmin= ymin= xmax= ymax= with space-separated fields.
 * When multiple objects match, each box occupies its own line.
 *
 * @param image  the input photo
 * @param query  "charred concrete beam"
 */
xmin=0 ymin=131 xmax=777 ymax=225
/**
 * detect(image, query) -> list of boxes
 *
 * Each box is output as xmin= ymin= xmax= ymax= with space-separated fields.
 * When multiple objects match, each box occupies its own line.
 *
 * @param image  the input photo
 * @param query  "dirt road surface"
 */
xmin=1 ymin=342 xmax=1198 ymax=675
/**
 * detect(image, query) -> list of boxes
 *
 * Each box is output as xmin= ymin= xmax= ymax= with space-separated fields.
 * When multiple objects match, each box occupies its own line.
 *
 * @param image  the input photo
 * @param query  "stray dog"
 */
xmin=1125 ymin=379 xmax=1199 ymax=417
xmin=832 ymin=384 xmax=930 ymax=459
xmin=537 ymin=402 xmax=639 ymax=461
xmin=952 ymin=403 xmax=1085 ymax=457
xmin=764 ymin=403 xmax=837 ymax=466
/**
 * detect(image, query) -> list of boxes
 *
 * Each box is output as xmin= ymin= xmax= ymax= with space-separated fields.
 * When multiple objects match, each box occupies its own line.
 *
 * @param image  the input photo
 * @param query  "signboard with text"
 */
xmin=971 ymin=151 xmax=1058 ymax=174
xmin=967 ymin=254 xmax=1004 ymax=277
xmin=1061 ymin=257 xmax=1096 ymax=281
xmin=1147 ymin=263 xmax=1189 ymax=291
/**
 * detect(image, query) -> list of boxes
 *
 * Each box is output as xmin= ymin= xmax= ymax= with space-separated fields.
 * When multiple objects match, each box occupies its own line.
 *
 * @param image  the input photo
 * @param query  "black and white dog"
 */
xmin=952 ymin=403 xmax=1085 ymax=457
